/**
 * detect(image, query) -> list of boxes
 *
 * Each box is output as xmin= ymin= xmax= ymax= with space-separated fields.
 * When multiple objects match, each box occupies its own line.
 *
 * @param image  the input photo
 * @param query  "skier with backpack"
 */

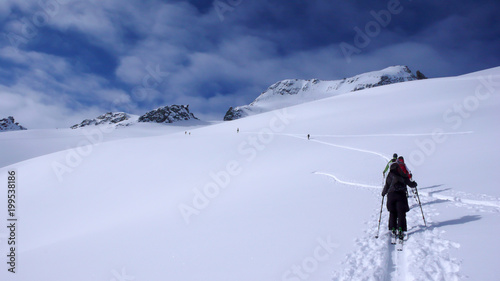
xmin=381 ymin=156 xmax=418 ymax=247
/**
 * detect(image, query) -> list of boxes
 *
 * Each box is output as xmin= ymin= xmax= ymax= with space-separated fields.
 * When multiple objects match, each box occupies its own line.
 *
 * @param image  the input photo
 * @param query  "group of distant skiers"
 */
xmin=381 ymin=153 xmax=418 ymax=241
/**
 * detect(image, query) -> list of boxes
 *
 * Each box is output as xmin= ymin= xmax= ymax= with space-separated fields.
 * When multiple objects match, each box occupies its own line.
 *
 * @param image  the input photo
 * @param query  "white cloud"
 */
xmin=0 ymin=86 xmax=101 ymax=129
xmin=95 ymin=89 xmax=132 ymax=105
xmin=1 ymin=0 xmax=497 ymax=126
xmin=115 ymin=56 xmax=145 ymax=84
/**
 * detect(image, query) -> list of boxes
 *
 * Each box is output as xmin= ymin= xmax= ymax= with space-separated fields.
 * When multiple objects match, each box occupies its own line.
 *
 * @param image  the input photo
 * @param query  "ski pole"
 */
xmin=375 ymin=195 xmax=384 ymax=238
xmin=413 ymin=187 xmax=427 ymax=227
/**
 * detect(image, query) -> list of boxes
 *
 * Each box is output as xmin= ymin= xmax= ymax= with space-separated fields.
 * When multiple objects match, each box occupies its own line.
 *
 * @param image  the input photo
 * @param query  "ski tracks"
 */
xmin=276 ymin=133 xmax=493 ymax=280
xmin=331 ymin=195 xmax=462 ymax=281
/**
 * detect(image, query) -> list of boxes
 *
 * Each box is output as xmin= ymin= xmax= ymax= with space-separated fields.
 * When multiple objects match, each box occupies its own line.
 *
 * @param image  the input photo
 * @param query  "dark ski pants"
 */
xmin=386 ymin=191 xmax=409 ymax=231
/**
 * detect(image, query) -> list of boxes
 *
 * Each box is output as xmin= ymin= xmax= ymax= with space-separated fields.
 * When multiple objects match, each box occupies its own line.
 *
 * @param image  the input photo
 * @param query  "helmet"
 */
xmin=393 ymin=153 xmax=398 ymax=159
xmin=398 ymin=156 xmax=404 ymax=163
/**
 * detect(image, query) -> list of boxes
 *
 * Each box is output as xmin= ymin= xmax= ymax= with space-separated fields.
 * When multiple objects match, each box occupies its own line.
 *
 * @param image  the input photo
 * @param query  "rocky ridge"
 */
xmin=70 ymin=105 xmax=198 ymax=129
xmin=0 ymin=116 xmax=27 ymax=132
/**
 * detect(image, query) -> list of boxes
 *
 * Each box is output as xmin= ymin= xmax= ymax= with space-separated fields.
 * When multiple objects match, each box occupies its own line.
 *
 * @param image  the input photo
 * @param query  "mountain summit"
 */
xmin=139 ymin=105 xmax=198 ymax=124
xmin=71 ymin=105 xmax=199 ymax=129
xmin=224 ymin=65 xmax=425 ymax=120
xmin=0 ymin=116 xmax=27 ymax=132
xmin=71 ymin=112 xmax=138 ymax=129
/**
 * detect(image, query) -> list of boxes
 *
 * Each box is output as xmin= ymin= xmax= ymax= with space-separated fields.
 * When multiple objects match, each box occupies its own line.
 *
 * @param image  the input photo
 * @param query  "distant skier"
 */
xmin=307 ymin=134 xmax=310 ymax=140
xmin=381 ymin=157 xmax=417 ymax=240
xmin=237 ymin=128 xmax=239 ymax=133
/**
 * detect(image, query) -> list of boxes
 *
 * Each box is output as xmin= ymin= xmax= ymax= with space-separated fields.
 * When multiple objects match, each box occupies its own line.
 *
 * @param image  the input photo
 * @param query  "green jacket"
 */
xmin=383 ymin=158 xmax=397 ymax=176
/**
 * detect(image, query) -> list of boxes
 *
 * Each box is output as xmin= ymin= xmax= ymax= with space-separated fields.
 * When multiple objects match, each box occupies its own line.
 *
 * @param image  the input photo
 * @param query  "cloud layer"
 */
xmin=1 ymin=0 xmax=499 ymax=128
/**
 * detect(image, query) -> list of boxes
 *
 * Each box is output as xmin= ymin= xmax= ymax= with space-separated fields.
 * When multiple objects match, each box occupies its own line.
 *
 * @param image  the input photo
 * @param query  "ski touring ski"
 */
xmin=391 ymin=231 xmax=397 ymax=245
xmin=396 ymin=236 xmax=403 ymax=251
xmin=396 ymin=229 xmax=405 ymax=251
xmin=390 ymin=229 xmax=405 ymax=250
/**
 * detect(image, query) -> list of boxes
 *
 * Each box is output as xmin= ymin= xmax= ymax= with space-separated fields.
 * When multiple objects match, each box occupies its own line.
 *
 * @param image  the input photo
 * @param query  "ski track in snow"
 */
xmin=292 ymin=136 xmax=488 ymax=281
xmin=285 ymin=133 xmax=391 ymax=161
xmin=329 ymin=187 xmax=463 ymax=281
xmin=243 ymin=132 xmax=498 ymax=280
xmin=297 ymin=131 xmax=474 ymax=138
xmin=313 ymin=174 xmax=498 ymax=280
xmin=315 ymin=172 xmax=500 ymax=212
xmin=313 ymin=172 xmax=380 ymax=189
xmin=313 ymin=170 xmax=469 ymax=280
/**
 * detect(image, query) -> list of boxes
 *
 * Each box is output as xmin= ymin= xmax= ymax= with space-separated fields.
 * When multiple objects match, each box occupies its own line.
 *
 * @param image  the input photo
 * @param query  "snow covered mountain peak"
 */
xmin=138 ymin=105 xmax=198 ymax=124
xmin=0 ymin=116 xmax=27 ymax=132
xmin=224 ymin=65 xmax=426 ymax=120
xmin=70 ymin=105 xmax=200 ymax=129
xmin=71 ymin=112 xmax=138 ymax=129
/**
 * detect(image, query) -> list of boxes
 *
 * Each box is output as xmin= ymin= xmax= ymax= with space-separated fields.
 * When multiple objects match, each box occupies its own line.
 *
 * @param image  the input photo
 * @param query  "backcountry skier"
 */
xmin=381 ymin=157 xmax=417 ymax=241
xmin=383 ymin=153 xmax=398 ymax=178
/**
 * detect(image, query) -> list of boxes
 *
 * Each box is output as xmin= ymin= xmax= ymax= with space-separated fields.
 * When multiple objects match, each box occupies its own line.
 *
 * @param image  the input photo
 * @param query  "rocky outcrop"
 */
xmin=0 ymin=116 xmax=27 ymax=132
xmin=138 ymin=105 xmax=198 ymax=124
xmin=71 ymin=112 xmax=136 ymax=129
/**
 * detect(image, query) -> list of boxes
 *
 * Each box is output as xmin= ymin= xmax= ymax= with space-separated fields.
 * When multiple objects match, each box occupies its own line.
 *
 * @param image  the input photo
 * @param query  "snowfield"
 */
xmin=0 ymin=66 xmax=499 ymax=280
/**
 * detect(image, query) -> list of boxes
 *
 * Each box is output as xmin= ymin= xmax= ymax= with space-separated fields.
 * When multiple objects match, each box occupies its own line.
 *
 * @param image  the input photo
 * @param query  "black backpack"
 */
xmin=389 ymin=173 xmax=406 ymax=192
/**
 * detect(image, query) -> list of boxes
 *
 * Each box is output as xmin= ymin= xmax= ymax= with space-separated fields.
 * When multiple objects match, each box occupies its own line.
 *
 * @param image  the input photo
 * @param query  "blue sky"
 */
xmin=0 ymin=0 xmax=499 ymax=128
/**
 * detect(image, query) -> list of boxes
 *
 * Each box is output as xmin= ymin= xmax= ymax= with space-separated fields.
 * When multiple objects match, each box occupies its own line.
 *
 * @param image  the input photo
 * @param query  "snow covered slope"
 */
xmin=0 ymin=122 xmax=209 ymax=169
xmin=0 ymin=66 xmax=499 ymax=281
xmin=224 ymin=65 xmax=424 ymax=120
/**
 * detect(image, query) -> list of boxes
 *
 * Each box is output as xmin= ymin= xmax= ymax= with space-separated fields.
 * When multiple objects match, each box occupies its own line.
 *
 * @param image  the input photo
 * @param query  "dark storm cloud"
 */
xmin=0 ymin=0 xmax=499 ymax=127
